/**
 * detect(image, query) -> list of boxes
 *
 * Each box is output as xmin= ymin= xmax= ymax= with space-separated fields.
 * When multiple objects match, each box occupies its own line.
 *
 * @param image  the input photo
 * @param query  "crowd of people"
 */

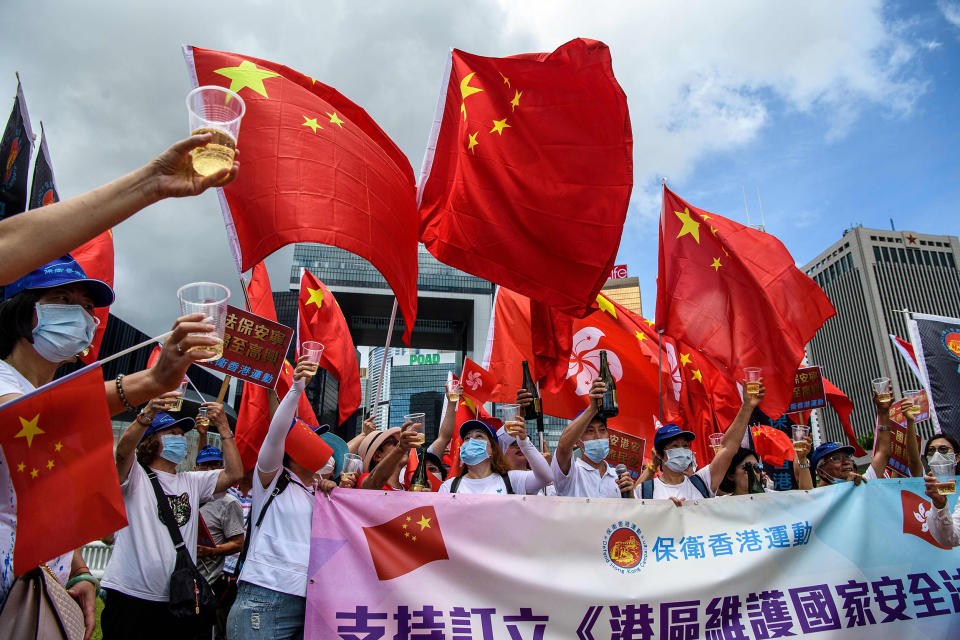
xmin=0 ymin=135 xmax=956 ymax=640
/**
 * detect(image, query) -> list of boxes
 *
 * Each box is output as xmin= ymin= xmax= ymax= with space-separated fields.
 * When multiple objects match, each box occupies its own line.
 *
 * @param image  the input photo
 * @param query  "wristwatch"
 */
xmin=797 ymin=462 xmax=810 ymax=469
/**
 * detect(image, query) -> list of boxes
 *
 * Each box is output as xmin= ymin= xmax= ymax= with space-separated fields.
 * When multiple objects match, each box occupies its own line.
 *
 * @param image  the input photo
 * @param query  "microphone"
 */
xmin=615 ymin=463 xmax=632 ymax=498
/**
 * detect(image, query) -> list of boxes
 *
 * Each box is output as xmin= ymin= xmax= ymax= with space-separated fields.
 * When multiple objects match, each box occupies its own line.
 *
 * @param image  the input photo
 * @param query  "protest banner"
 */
xmin=198 ymin=304 xmax=293 ymax=389
xmin=306 ymin=480 xmax=959 ymax=639
xmin=606 ymin=428 xmax=646 ymax=475
xmin=788 ymin=365 xmax=826 ymax=413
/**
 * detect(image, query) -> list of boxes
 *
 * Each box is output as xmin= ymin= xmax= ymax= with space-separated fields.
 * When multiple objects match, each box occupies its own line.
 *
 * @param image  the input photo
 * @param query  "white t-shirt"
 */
xmin=239 ymin=467 xmax=315 ymax=598
xmin=637 ymin=466 xmax=714 ymax=501
xmin=552 ymin=456 xmax=621 ymax=498
xmin=0 ymin=360 xmax=72 ymax=607
xmin=100 ymin=463 xmax=219 ymax=601
xmin=438 ymin=470 xmax=532 ymax=495
xmin=864 ymin=466 xmax=878 ymax=480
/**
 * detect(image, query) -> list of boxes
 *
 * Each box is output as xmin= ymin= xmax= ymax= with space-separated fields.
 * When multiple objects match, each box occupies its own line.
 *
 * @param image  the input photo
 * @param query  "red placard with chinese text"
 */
xmin=605 ymin=428 xmax=646 ymax=475
xmin=198 ymin=305 xmax=293 ymax=389
xmin=788 ymin=366 xmax=826 ymax=413
xmin=880 ymin=390 xmax=929 ymax=478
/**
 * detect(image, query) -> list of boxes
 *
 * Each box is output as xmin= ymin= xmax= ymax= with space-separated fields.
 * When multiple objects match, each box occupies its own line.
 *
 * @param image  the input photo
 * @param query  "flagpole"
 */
xmin=371 ymin=298 xmax=398 ymax=428
xmin=658 ymin=329 xmax=664 ymax=422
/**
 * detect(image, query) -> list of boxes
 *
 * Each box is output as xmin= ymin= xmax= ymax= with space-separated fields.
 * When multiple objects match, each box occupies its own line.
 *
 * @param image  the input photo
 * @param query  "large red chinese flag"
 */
xmin=362 ymin=506 xmax=448 ymax=580
xmin=0 ymin=367 xmax=126 ymax=575
xmin=418 ymin=39 xmax=632 ymax=317
xmin=184 ymin=46 xmax=418 ymax=343
xmin=71 ymin=230 xmax=114 ymax=364
xmin=484 ymin=287 xmax=670 ymax=448
xmin=235 ymin=263 xmax=319 ymax=470
xmin=655 ymin=186 xmax=835 ymax=419
xmin=297 ymin=269 xmax=361 ymax=426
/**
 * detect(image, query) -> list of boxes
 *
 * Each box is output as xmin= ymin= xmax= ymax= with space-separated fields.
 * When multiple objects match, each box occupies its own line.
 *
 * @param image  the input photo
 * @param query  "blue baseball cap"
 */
xmin=1 ymin=255 xmax=114 ymax=307
xmin=810 ymin=442 xmax=856 ymax=470
xmin=143 ymin=411 xmax=195 ymax=439
xmin=459 ymin=419 xmax=499 ymax=446
xmin=196 ymin=445 xmax=223 ymax=465
xmin=654 ymin=423 xmax=696 ymax=449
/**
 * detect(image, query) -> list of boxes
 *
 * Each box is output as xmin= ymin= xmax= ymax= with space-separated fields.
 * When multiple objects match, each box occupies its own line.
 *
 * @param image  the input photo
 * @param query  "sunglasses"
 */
xmin=823 ymin=454 xmax=853 ymax=465
xmin=928 ymin=446 xmax=955 ymax=456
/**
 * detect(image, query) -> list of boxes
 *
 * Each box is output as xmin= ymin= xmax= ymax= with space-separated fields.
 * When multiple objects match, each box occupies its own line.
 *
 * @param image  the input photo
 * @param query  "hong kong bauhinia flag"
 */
xmin=0 ymin=366 xmax=126 ymax=575
xmin=184 ymin=46 xmax=419 ymax=343
xmin=418 ymin=39 xmax=633 ymax=317
xmin=655 ymin=186 xmax=835 ymax=419
xmin=297 ymin=269 xmax=361 ymax=426
xmin=0 ymin=80 xmax=34 ymax=221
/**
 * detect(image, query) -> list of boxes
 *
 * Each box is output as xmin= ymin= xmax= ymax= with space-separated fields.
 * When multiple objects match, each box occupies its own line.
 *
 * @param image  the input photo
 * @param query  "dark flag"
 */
xmin=0 ymin=80 xmax=35 ymax=220
xmin=29 ymin=122 xmax=58 ymax=209
xmin=909 ymin=312 xmax=960 ymax=440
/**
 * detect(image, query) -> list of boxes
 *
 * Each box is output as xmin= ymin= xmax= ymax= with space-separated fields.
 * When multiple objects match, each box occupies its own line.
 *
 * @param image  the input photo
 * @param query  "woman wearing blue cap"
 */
xmin=438 ymin=419 xmax=552 ymax=495
xmin=99 ymin=394 xmax=241 ymax=638
xmin=0 ymin=254 xmax=220 ymax=635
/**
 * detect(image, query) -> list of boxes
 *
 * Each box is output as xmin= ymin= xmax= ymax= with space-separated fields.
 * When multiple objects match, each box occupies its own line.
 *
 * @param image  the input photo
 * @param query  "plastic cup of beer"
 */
xmin=404 ymin=413 xmax=426 ymax=447
xmin=500 ymin=404 xmax=524 ymax=438
xmin=186 ymin=85 xmax=244 ymax=177
xmin=302 ymin=341 xmax=324 ymax=373
xmin=903 ymin=389 xmax=923 ymax=420
xmin=708 ymin=432 xmax=723 ymax=453
xmin=791 ymin=424 xmax=810 ymax=453
xmin=177 ymin=282 xmax=230 ymax=362
xmin=744 ymin=367 xmax=762 ymax=396
xmin=445 ymin=374 xmax=462 ymax=402
xmin=169 ymin=379 xmax=189 ymax=412
xmin=342 ymin=453 xmax=362 ymax=483
xmin=871 ymin=377 xmax=892 ymax=404
xmin=930 ymin=461 xmax=956 ymax=495
xmin=196 ymin=405 xmax=209 ymax=428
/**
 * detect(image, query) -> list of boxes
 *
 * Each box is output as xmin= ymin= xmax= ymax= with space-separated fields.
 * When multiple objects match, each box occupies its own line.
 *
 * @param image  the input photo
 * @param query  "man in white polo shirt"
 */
xmin=551 ymin=378 xmax=634 ymax=498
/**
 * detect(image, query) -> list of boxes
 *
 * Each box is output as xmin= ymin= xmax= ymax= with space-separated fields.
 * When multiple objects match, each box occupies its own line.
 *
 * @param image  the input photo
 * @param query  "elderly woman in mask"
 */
xmin=0 ymin=255 xmax=217 ymax=636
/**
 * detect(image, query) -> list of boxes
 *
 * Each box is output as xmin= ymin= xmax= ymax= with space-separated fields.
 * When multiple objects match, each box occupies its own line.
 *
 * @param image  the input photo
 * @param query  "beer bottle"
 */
xmin=408 ymin=445 xmax=430 ymax=492
xmin=743 ymin=462 xmax=766 ymax=494
xmin=521 ymin=361 xmax=542 ymax=421
xmin=597 ymin=350 xmax=619 ymax=418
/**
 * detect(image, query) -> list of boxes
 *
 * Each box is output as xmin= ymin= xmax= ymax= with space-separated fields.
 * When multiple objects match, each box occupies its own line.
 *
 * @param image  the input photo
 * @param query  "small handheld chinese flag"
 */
xmin=285 ymin=418 xmax=333 ymax=472
xmin=297 ymin=269 xmax=362 ymax=426
xmin=0 ymin=367 xmax=126 ymax=575
xmin=362 ymin=506 xmax=448 ymax=580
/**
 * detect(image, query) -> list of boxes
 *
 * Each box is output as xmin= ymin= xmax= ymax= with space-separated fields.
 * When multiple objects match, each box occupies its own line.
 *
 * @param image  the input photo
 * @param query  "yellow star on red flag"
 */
xmin=15 ymin=415 xmax=44 ymax=447
xmin=213 ymin=60 xmax=281 ymax=100
xmin=327 ymin=112 xmax=345 ymax=128
xmin=467 ymin=132 xmax=479 ymax=154
xmin=597 ymin=294 xmax=617 ymax=317
xmin=305 ymin=286 xmax=324 ymax=308
xmin=711 ymin=257 xmax=722 ymax=272
xmin=692 ymin=369 xmax=703 ymax=383
xmin=675 ymin=208 xmax=701 ymax=244
xmin=490 ymin=118 xmax=511 ymax=135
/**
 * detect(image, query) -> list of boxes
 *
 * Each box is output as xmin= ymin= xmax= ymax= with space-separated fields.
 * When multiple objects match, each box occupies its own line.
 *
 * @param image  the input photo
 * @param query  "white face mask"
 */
xmin=928 ymin=451 xmax=957 ymax=466
xmin=318 ymin=457 xmax=336 ymax=477
xmin=32 ymin=303 xmax=98 ymax=362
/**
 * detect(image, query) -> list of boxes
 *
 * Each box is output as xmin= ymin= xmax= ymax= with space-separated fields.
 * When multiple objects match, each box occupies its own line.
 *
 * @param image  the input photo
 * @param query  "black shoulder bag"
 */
xmin=143 ymin=465 xmax=216 ymax=621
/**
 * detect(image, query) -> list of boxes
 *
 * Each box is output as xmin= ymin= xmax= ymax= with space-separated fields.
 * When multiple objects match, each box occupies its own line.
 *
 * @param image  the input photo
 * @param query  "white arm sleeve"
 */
xmin=927 ymin=502 xmax=960 ymax=548
xmin=257 ymin=379 xmax=305 ymax=474
xmin=518 ymin=437 xmax=552 ymax=493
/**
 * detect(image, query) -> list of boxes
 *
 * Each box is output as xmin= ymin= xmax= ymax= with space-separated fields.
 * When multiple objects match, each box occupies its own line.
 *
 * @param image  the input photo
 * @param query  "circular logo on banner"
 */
xmin=943 ymin=330 xmax=960 ymax=362
xmin=603 ymin=521 xmax=647 ymax=574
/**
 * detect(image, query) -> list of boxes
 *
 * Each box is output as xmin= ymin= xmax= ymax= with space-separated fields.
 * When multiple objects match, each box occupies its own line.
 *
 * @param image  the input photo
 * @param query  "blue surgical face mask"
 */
xmin=582 ymin=438 xmax=610 ymax=463
xmin=460 ymin=438 xmax=490 ymax=466
xmin=665 ymin=448 xmax=695 ymax=473
xmin=160 ymin=434 xmax=188 ymax=465
xmin=32 ymin=303 xmax=98 ymax=363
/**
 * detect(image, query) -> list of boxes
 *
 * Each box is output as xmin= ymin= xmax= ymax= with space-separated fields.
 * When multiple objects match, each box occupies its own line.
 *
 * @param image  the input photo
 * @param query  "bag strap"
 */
xmin=143 ymin=464 xmax=186 ymax=550
xmin=641 ymin=479 xmax=653 ymax=500
xmin=500 ymin=472 xmax=514 ymax=495
xmin=450 ymin=475 xmax=462 ymax=494
xmin=689 ymin=473 xmax=710 ymax=498
xmin=236 ymin=470 xmax=291 ymax=570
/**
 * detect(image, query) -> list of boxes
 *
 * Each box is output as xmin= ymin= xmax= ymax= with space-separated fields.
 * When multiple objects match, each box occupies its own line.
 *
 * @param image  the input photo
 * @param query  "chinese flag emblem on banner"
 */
xmin=418 ymin=38 xmax=632 ymax=317
xmin=362 ymin=506 xmax=448 ymax=580
xmin=0 ymin=367 xmax=126 ymax=575
xmin=900 ymin=490 xmax=950 ymax=550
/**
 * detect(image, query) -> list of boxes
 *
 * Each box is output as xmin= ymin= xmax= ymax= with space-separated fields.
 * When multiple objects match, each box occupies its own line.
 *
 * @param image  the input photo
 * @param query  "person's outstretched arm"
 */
xmin=555 ymin=378 xmax=605 ymax=475
xmin=0 ymin=133 xmax=238 ymax=285
xmin=870 ymin=394 xmax=897 ymax=477
xmin=708 ymin=381 xmax=765 ymax=493
xmin=257 ymin=357 xmax=313 ymax=489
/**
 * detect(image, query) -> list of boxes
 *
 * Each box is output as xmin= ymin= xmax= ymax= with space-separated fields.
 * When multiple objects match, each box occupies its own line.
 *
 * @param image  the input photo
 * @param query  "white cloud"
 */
xmin=921 ymin=39 xmax=943 ymax=50
xmin=940 ymin=1 xmax=960 ymax=30
xmin=0 ymin=0 xmax=931 ymax=335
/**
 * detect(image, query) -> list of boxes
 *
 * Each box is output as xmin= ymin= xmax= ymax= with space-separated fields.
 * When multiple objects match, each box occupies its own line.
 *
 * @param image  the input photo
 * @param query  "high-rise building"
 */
xmin=367 ymin=347 xmax=460 ymax=431
xmin=802 ymin=227 xmax=960 ymax=444
xmin=601 ymin=276 xmax=643 ymax=316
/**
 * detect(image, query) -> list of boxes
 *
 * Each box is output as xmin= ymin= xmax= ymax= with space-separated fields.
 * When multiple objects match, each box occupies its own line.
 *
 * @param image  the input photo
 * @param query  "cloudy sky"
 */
xmin=2 ymin=0 xmax=958 ymax=345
